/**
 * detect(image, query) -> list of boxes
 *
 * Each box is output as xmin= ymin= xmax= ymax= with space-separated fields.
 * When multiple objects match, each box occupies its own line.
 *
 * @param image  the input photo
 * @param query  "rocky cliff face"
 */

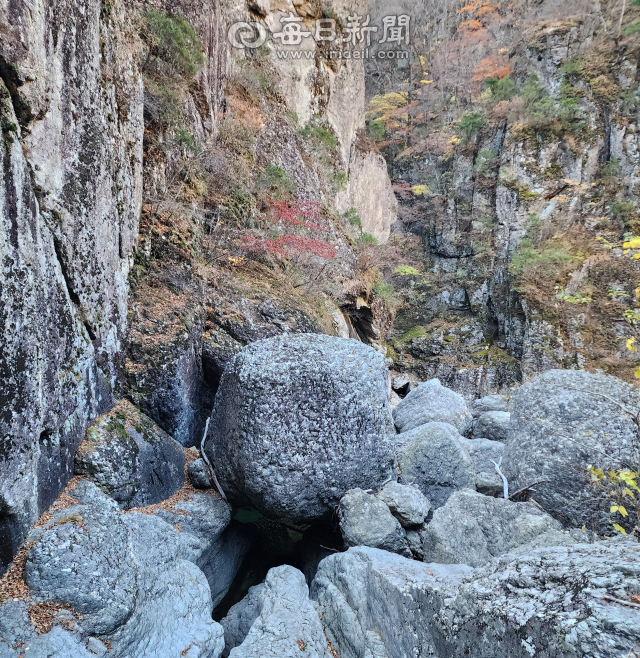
xmin=0 ymin=0 xmax=398 ymax=571
xmin=366 ymin=0 xmax=640 ymax=398
xmin=0 ymin=0 xmax=143 ymax=573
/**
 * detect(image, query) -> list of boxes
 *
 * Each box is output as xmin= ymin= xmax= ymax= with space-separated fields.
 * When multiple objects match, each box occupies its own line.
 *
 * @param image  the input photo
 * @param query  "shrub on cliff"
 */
xmin=144 ymin=9 xmax=204 ymax=77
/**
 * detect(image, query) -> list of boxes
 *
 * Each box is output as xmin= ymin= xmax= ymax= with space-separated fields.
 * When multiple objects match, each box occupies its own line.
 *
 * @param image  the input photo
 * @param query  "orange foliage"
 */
xmin=472 ymin=57 xmax=513 ymax=82
xmin=476 ymin=5 xmax=499 ymax=17
xmin=458 ymin=2 xmax=480 ymax=12
xmin=458 ymin=19 xmax=484 ymax=31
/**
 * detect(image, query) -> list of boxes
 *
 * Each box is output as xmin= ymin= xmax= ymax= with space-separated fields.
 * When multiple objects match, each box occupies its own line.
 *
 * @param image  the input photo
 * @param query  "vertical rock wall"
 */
xmin=0 ymin=0 xmax=143 ymax=573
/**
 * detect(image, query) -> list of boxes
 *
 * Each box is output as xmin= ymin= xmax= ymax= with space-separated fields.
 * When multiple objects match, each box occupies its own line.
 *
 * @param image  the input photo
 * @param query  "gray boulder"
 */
xmin=393 ymin=379 xmax=473 ymax=435
xmin=188 ymin=458 xmax=212 ymax=489
xmin=221 ymin=584 xmax=265 ymax=657
xmin=18 ymin=480 xmax=230 ymax=657
xmin=376 ymin=482 xmax=431 ymax=527
xmin=153 ymin=494 xmax=254 ymax=608
xmin=24 ymin=481 xmax=137 ymax=635
xmin=14 ymin=626 xmax=95 ymax=658
xmin=74 ymin=400 xmax=185 ymax=509
xmin=502 ymin=369 xmax=640 ymax=532
xmin=228 ymin=565 xmax=332 ymax=658
xmin=459 ymin=437 xmax=505 ymax=496
xmin=312 ymin=543 xmax=640 ymax=658
xmin=421 ymin=489 xmax=573 ymax=567
xmin=204 ymin=334 xmax=396 ymax=522
xmin=473 ymin=411 xmax=510 ymax=442
xmin=339 ymin=489 xmax=408 ymax=555
xmin=471 ymin=394 xmax=509 ymax=418
xmin=397 ymin=422 xmax=476 ymax=508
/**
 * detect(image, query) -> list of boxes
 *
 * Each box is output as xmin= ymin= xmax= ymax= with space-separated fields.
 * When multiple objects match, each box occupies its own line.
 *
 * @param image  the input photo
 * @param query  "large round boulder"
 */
xmin=393 ymin=379 xmax=473 ymax=435
xmin=396 ymin=422 xmax=476 ymax=508
xmin=204 ymin=334 xmax=396 ymax=521
xmin=503 ymin=370 xmax=640 ymax=532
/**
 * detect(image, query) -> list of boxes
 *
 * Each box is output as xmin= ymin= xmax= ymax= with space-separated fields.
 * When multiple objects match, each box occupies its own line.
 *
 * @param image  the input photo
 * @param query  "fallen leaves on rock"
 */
xmin=27 ymin=602 xmax=83 ymax=634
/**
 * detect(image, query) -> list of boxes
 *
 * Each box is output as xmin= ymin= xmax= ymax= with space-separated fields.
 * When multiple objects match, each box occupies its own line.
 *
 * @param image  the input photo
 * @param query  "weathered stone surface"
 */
xmin=471 ymin=394 xmax=509 ymax=418
xmin=221 ymin=584 xmax=265 ymax=657
xmin=397 ymin=422 xmax=476 ymax=508
xmin=336 ymin=145 xmax=398 ymax=243
xmin=339 ymin=489 xmax=407 ymax=555
xmin=312 ymin=542 xmax=640 ymax=658
xmin=188 ymin=458 xmax=212 ymax=489
xmin=15 ymin=481 xmax=231 ymax=657
xmin=421 ymin=489 xmax=572 ymax=567
xmin=502 ymin=369 xmax=640 ymax=532
xmin=228 ymin=565 xmax=332 ymax=658
xmin=24 ymin=482 xmax=136 ymax=635
xmin=14 ymin=626 xmax=95 ymax=658
xmin=376 ymin=482 xmax=431 ymax=528
xmin=153 ymin=493 xmax=254 ymax=608
xmin=205 ymin=334 xmax=396 ymax=522
xmin=0 ymin=0 xmax=143 ymax=571
xmin=393 ymin=379 xmax=473 ymax=435
xmin=473 ymin=411 xmax=511 ymax=442
xmin=74 ymin=400 xmax=184 ymax=509
xmin=459 ymin=437 xmax=505 ymax=497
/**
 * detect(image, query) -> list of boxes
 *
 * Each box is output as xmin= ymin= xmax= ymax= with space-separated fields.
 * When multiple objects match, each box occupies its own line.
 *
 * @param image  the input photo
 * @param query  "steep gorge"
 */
xmin=1 ymin=0 xmax=639 ymax=587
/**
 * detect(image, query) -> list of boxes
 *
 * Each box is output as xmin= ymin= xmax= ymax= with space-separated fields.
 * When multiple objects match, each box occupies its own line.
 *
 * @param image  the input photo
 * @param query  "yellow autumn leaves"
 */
xmin=588 ymin=466 xmax=639 ymax=535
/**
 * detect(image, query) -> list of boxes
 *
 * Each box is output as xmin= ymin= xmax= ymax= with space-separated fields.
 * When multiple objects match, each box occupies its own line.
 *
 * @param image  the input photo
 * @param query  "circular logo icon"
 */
xmin=228 ymin=22 xmax=268 ymax=49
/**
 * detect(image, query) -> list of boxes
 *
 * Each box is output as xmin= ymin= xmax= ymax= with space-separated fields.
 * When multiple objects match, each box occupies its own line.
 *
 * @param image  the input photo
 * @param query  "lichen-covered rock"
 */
xmin=0 ymin=0 xmax=144 ymax=571
xmin=471 ymin=394 xmax=509 ymax=418
xmin=421 ymin=490 xmax=572 ymax=567
xmin=473 ymin=411 xmax=511 ymax=442
xmin=312 ymin=542 xmax=640 ymax=658
xmin=338 ymin=489 xmax=408 ymax=555
xmin=376 ymin=482 xmax=431 ymax=528
xmin=74 ymin=400 xmax=184 ymax=509
xmin=15 ymin=480 xmax=232 ymax=657
xmin=393 ymin=379 xmax=473 ymax=435
xmin=459 ymin=437 xmax=505 ymax=497
xmin=227 ymin=565 xmax=332 ymax=658
xmin=188 ymin=458 xmax=212 ymax=489
xmin=205 ymin=334 xmax=396 ymax=521
xmin=397 ymin=422 xmax=476 ymax=508
xmin=24 ymin=482 xmax=136 ymax=635
xmin=502 ymin=370 xmax=640 ymax=532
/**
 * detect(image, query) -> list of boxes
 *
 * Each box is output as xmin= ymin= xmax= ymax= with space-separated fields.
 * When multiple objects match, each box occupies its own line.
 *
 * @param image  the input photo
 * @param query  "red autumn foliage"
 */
xmin=267 ymin=200 xmax=325 ymax=231
xmin=242 ymin=234 xmax=337 ymax=259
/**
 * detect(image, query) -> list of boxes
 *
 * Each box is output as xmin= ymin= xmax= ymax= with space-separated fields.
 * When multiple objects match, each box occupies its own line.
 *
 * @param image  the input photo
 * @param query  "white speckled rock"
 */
xmin=397 ymin=422 xmax=476 ymax=509
xmin=205 ymin=334 xmax=396 ymax=522
xmin=393 ymin=379 xmax=473 ymax=435
xmin=503 ymin=370 xmax=640 ymax=532
xmin=459 ymin=437 xmax=505 ymax=497
xmin=312 ymin=542 xmax=640 ymax=658
xmin=421 ymin=489 xmax=572 ymax=567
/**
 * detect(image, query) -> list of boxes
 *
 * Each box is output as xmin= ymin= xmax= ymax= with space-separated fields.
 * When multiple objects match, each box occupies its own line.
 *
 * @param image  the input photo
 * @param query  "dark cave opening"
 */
xmin=0 ymin=512 xmax=23 ymax=578
xmin=213 ymin=506 xmax=344 ymax=621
